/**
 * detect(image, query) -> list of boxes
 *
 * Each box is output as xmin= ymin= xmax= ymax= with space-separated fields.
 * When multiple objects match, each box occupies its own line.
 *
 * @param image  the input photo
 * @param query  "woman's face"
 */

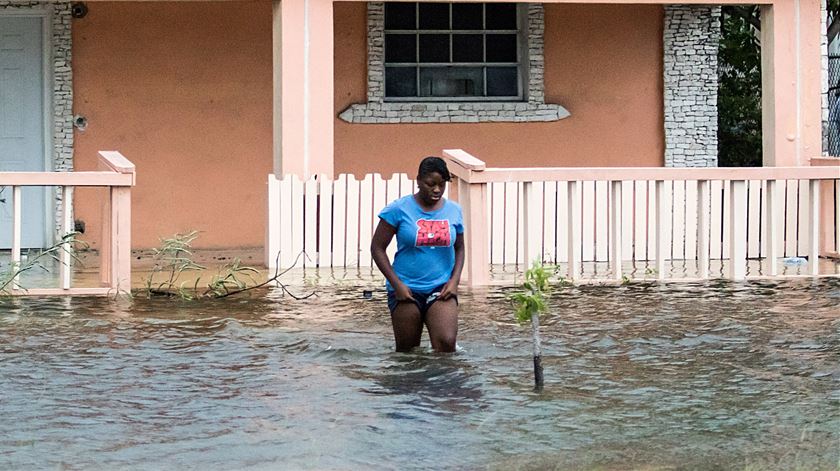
xmin=416 ymin=171 xmax=447 ymax=206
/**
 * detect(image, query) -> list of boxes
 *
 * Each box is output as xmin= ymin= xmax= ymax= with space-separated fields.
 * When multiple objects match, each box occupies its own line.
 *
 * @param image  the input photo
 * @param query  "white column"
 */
xmin=760 ymin=1 xmax=823 ymax=166
xmin=273 ymin=0 xmax=334 ymax=178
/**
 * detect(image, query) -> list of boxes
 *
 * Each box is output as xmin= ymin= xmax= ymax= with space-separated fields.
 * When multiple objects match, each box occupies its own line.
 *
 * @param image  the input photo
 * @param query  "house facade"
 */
xmin=0 ymin=0 xmax=828 ymax=250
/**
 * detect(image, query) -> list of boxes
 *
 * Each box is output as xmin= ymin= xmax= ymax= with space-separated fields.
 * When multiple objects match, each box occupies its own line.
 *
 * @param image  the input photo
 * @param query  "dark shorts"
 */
xmin=387 ymin=283 xmax=458 ymax=316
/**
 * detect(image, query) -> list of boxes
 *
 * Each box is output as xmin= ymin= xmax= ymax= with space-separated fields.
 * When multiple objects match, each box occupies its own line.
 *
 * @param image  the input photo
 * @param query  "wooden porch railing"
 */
xmin=1 ymin=151 xmax=135 ymax=295
xmin=444 ymin=149 xmax=840 ymax=286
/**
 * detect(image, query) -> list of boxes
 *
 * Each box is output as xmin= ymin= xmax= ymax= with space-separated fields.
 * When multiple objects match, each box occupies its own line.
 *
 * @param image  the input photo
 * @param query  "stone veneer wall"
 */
xmin=821 ymin=0 xmax=830 ymax=155
xmin=0 ymin=1 xmax=73 ymax=242
xmin=663 ymin=5 xmax=720 ymax=167
xmin=339 ymin=2 xmax=569 ymax=123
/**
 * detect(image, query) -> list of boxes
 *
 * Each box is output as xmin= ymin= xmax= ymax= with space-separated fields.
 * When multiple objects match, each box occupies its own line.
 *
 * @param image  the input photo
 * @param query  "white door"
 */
xmin=0 ymin=16 xmax=47 ymax=249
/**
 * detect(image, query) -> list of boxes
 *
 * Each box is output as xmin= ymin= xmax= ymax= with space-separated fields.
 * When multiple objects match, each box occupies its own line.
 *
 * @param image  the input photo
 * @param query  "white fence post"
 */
xmin=729 ymin=180 xmax=747 ymax=280
xmin=461 ymin=178 xmax=490 ymax=286
xmin=809 ymin=179 xmax=821 ymax=275
xmin=11 ymin=186 xmax=21 ymax=290
xmin=60 ymin=186 xmax=73 ymax=290
xmin=358 ymin=174 xmax=375 ymax=269
xmin=318 ymin=175 xmax=334 ymax=268
xmin=332 ymin=175 xmax=348 ymax=268
xmin=697 ymin=180 xmax=710 ymax=279
xmin=610 ymin=180 xmax=622 ymax=280
xmin=522 ymin=181 xmax=541 ymax=266
xmin=110 ymin=186 xmax=132 ymax=290
xmin=766 ymin=179 xmax=779 ymax=276
xmin=304 ymin=176 xmax=318 ymax=268
xmin=345 ymin=175 xmax=361 ymax=268
xmin=266 ymin=174 xmax=280 ymax=268
xmin=567 ymin=180 xmax=580 ymax=280
xmin=655 ymin=180 xmax=666 ymax=280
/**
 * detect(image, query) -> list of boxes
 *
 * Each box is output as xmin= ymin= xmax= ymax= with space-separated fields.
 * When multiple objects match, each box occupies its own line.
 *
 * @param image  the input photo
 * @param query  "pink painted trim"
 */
xmin=0 ymin=172 xmax=133 ymax=186
xmin=443 ymin=164 xmax=839 ymax=185
xmin=442 ymin=149 xmax=486 ymax=171
xmin=444 ymin=150 xmax=839 ymax=183
xmin=98 ymin=151 xmax=136 ymax=174
xmin=445 ymin=148 xmax=839 ymax=286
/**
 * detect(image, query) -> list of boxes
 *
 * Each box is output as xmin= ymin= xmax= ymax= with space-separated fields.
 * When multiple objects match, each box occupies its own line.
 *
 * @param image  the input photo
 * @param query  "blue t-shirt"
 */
xmin=378 ymin=195 xmax=464 ymax=293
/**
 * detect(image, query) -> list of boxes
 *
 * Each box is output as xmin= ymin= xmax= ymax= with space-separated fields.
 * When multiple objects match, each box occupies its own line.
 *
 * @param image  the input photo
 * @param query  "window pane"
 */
xmin=486 ymin=66 xmax=518 ymax=96
xmin=386 ymin=67 xmax=418 ymax=97
xmin=418 ymin=3 xmax=449 ymax=29
xmin=385 ymin=34 xmax=417 ymax=63
xmin=486 ymin=3 xmax=517 ymax=30
xmin=420 ymin=67 xmax=483 ymax=97
xmin=385 ymin=3 xmax=416 ymax=30
xmin=452 ymin=3 xmax=482 ymax=30
xmin=419 ymin=34 xmax=450 ymax=63
xmin=486 ymin=34 xmax=517 ymax=62
xmin=452 ymin=34 xmax=483 ymax=62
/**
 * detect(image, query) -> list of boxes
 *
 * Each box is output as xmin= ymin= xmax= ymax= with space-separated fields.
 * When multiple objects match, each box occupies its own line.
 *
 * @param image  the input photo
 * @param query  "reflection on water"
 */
xmin=0 ymin=278 xmax=838 ymax=470
xmin=350 ymin=353 xmax=486 ymax=418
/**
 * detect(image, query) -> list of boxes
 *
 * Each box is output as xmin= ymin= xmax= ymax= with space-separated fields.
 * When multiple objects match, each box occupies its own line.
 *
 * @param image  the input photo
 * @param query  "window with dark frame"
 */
xmin=384 ymin=2 xmax=521 ymax=101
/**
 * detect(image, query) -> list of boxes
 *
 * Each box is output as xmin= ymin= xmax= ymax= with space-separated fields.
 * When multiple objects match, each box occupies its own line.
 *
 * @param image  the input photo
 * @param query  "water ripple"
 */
xmin=0 ymin=278 xmax=837 ymax=469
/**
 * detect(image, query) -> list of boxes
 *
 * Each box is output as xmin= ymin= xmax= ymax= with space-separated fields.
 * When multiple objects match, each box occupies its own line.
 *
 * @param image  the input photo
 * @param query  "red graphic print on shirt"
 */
xmin=416 ymin=219 xmax=451 ymax=247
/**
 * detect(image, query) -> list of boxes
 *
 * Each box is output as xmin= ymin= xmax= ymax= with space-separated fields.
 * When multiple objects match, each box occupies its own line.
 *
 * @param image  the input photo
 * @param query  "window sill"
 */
xmin=338 ymin=102 xmax=570 ymax=124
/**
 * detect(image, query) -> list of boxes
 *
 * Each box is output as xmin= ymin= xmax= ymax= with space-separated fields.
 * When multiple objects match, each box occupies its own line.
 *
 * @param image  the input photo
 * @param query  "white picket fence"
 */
xmin=267 ymin=173 xmax=424 ymax=269
xmin=486 ymin=178 xmax=828 ymax=265
xmin=267 ymin=173 xmax=837 ymax=271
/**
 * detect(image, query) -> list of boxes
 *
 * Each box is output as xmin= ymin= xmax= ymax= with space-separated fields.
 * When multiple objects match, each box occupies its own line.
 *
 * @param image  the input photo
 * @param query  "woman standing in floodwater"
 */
xmin=371 ymin=157 xmax=465 ymax=353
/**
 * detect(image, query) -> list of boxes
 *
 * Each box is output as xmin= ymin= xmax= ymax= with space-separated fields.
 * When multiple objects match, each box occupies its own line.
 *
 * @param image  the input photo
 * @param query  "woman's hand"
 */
xmin=438 ymin=279 xmax=458 ymax=300
xmin=394 ymin=282 xmax=416 ymax=302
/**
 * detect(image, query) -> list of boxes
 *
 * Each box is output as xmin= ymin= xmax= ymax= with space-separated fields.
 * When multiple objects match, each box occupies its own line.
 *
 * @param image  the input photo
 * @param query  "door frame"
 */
xmin=0 ymin=7 xmax=56 ymax=247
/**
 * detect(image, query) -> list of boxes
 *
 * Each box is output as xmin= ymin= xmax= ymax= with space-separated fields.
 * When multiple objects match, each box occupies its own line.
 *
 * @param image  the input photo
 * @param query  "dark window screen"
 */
xmin=384 ymin=3 xmax=521 ymax=100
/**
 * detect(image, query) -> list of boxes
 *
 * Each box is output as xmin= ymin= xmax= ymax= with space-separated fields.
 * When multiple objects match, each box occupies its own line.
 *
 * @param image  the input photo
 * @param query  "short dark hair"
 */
xmin=417 ymin=156 xmax=451 ymax=181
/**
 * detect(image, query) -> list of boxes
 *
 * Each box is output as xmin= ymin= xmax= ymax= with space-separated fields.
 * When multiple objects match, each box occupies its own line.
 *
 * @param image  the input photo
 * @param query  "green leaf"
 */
xmin=509 ymin=261 xmax=553 ymax=325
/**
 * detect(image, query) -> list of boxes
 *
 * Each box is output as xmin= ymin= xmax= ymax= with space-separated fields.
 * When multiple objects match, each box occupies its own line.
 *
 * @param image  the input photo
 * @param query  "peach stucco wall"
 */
xmin=73 ymin=1 xmax=273 ymax=249
xmin=73 ymin=2 xmax=663 ymax=249
xmin=334 ymin=3 xmax=665 ymax=177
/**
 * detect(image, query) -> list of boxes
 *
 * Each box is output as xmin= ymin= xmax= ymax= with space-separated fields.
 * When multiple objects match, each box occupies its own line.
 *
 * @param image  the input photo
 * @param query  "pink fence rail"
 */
xmin=1 ymin=151 xmax=134 ymax=295
xmin=444 ymin=149 xmax=840 ymax=285
xmin=265 ymin=152 xmax=839 ymax=285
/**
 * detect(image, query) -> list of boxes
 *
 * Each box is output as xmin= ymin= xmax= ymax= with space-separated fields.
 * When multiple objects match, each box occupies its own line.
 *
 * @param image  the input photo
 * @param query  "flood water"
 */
xmin=0 ymin=278 xmax=838 ymax=470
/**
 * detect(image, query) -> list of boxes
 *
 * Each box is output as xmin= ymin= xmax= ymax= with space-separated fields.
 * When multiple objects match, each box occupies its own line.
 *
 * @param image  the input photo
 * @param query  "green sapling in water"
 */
xmin=510 ymin=261 xmax=552 ymax=388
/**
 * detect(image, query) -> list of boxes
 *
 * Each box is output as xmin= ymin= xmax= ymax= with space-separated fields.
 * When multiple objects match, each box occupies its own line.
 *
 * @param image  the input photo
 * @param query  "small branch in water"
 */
xmin=511 ymin=261 xmax=552 ymax=389
xmin=0 ymin=233 xmax=85 ymax=295
xmin=211 ymin=251 xmax=315 ymax=300
xmin=531 ymin=311 xmax=544 ymax=389
xmin=533 ymin=355 xmax=544 ymax=389
xmin=141 ymin=231 xmax=316 ymax=300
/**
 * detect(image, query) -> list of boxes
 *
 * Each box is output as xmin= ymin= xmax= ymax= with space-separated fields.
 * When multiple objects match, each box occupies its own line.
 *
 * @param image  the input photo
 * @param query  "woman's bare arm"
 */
xmin=371 ymin=220 xmax=414 ymax=301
